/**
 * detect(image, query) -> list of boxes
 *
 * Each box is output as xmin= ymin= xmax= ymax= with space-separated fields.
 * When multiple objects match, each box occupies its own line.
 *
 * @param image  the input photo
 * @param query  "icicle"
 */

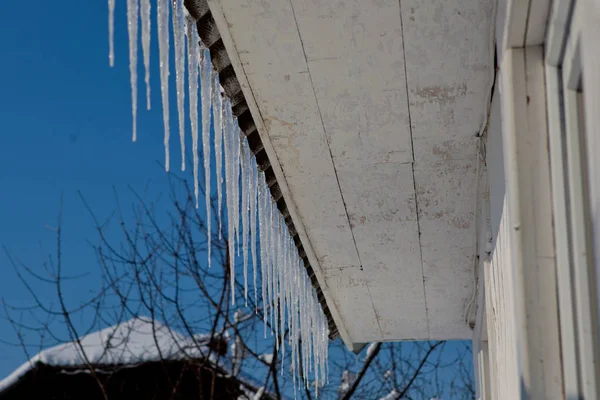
xmin=275 ymin=210 xmax=282 ymax=349
xmin=307 ymin=277 xmax=313 ymax=379
xmin=286 ymin=236 xmax=293 ymax=349
xmin=112 ymin=0 xmax=332 ymax=389
xmin=275 ymin=203 xmax=282 ymax=348
xmin=290 ymin=240 xmax=297 ymax=347
xmin=267 ymin=182 xmax=275 ymax=333
xmin=314 ymin=310 xmax=319 ymax=394
xmin=323 ymin=310 xmax=329 ymax=383
xmin=126 ymin=0 xmax=139 ymax=142
xmin=307 ymin=286 xmax=312 ymax=370
xmin=186 ymin=16 xmax=200 ymax=208
xmin=108 ymin=0 xmax=116 ymax=67
xmin=200 ymin=47 xmax=213 ymax=267
xmin=314 ymin=295 xmax=320 ymax=396
xmin=296 ymin=261 xmax=302 ymax=386
xmin=299 ymin=271 xmax=304 ymax=379
xmin=287 ymin=238 xmax=293 ymax=341
xmin=241 ymin=139 xmax=250 ymax=303
xmin=279 ymin=218 xmax=287 ymax=371
xmin=233 ymin=127 xmax=242 ymax=256
xmin=302 ymin=282 xmax=308 ymax=381
xmin=157 ymin=0 xmax=170 ymax=171
xmin=310 ymin=289 xmax=316 ymax=375
xmin=224 ymin=101 xmax=236 ymax=304
xmin=172 ymin=0 xmax=186 ymax=172
xmin=258 ymin=174 xmax=269 ymax=334
xmin=299 ymin=264 xmax=305 ymax=378
xmin=269 ymin=199 xmax=276 ymax=337
xmin=250 ymin=155 xmax=258 ymax=306
xmin=213 ymin=74 xmax=224 ymax=239
xmin=300 ymin=265 xmax=308 ymax=381
xmin=264 ymin=184 xmax=272 ymax=332
xmin=280 ymin=218 xmax=286 ymax=348
xmin=140 ymin=0 xmax=151 ymax=110
xmin=291 ymin=257 xmax=298 ymax=385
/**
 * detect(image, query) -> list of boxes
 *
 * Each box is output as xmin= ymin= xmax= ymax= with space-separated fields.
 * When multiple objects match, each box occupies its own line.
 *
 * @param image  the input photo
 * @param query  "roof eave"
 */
xmin=184 ymin=0 xmax=350 ymax=344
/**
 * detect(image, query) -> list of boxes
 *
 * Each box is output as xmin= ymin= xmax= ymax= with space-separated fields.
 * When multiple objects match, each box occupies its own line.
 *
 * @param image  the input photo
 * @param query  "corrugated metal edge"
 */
xmin=184 ymin=0 xmax=340 ymax=340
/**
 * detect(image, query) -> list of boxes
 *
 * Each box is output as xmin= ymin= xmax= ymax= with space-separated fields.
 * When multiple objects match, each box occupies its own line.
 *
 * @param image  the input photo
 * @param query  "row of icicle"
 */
xmin=109 ymin=0 xmax=329 ymax=392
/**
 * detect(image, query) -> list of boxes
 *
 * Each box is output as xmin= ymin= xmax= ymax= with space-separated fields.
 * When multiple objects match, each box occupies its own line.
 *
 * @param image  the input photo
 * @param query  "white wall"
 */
xmin=475 ymin=1 xmax=600 ymax=398
xmin=476 ymin=47 xmax=564 ymax=398
xmin=476 ymin=82 xmax=521 ymax=400
xmin=582 ymin=2 xmax=600 ymax=346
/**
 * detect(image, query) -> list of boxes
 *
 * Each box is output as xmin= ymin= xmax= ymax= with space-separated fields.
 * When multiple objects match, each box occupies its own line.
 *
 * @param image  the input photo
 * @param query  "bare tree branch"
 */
xmin=341 ymin=343 xmax=382 ymax=400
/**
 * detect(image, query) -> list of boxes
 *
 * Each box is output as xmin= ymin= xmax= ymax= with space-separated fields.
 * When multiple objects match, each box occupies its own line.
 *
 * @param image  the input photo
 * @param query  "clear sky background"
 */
xmin=0 ymin=0 xmax=473 ymax=393
xmin=0 ymin=0 xmax=183 ymax=378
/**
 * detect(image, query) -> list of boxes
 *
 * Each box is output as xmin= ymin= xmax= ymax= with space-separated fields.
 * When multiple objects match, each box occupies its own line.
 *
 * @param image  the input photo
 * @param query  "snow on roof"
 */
xmin=0 ymin=317 xmax=213 ymax=393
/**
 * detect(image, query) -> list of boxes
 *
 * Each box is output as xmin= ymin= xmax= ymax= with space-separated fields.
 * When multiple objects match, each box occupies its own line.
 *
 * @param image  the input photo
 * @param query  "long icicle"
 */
xmin=223 ymin=100 xmax=236 ymax=304
xmin=140 ymin=0 xmax=151 ymax=110
xmin=241 ymin=139 xmax=250 ymax=304
xmin=157 ymin=0 xmax=170 ymax=171
xmin=200 ymin=47 xmax=212 ymax=267
xmin=280 ymin=217 xmax=287 ymax=369
xmin=172 ymin=0 xmax=186 ymax=172
xmin=114 ymin=0 xmax=333 ymax=389
xmin=213 ymin=74 xmax=224 ymax=239
xmin=263 ymin=177 xmax=272 ymax=333
xmin=108 ymin=0 xmax=115 ymax=67
xmin=258 ymin=173 xmax=269 ymax=331
xmin=287 ymin=236 xmax=294 ymax=360
xmin=126 ymin=0 xmax=139 ymax=142
xmin=250 ymin=154 xmax=258 ymax=306
xmin=277 ymin=214 xmax=284 ymax=354
xmin=294 ymin=259 xmax=301 ymax=386
xmin=271 ymin=200 xmax=278 ymax=343
xmin=267 ymin=193 xmax=275 ymax=334
xmin=186 ymin=16 xmax=200 ymax=209
xmin=300 ymin=267 xmax=307 ymax=380
xmin=233 ymin=127 xmax=241 ymax=256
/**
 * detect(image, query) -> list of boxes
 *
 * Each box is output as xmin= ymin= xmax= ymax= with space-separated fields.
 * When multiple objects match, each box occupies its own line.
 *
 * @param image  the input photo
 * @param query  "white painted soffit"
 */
xmin=207 ymin=0 xmax=494 ymax=346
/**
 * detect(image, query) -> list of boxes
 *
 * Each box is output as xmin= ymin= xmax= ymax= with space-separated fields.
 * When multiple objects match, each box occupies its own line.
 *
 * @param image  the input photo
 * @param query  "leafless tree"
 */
xmin=2 ymin=176 xmax=474 ymax=399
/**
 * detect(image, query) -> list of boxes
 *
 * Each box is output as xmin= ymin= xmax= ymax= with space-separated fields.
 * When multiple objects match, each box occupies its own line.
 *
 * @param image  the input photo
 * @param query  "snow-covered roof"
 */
xmin=0 ymin=317 xmax=213 ymax=394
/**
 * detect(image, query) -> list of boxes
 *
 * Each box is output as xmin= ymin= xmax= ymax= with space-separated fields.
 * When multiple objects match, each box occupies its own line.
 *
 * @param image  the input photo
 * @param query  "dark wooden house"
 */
xmin=0 ymin=318 xmax=268 ymax=400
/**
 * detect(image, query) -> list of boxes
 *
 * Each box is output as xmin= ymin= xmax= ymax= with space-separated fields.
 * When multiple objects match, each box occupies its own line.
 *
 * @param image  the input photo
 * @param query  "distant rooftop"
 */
xmin=0 ymin=317 xmax=268 ymax=399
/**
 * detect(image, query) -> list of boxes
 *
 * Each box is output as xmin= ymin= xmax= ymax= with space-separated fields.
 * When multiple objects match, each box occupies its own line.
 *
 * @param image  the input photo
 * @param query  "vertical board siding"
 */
xmin=484 ymin=86 xmax=520 ymax=399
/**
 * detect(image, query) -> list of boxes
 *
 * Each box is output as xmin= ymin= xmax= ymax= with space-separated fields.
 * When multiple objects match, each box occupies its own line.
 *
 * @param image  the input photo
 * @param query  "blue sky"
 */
xmin=0 ymin=0 xmax=183 ymax=377
xmin=0 ymin=1 xmax=473 ymax=395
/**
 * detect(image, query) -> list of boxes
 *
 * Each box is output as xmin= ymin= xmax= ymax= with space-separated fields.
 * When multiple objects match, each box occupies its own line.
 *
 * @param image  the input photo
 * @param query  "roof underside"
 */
xmin=199 ymin=0 xmax=493 ymax=345
xmin=185 ymin=0 xmax=340 ymax=338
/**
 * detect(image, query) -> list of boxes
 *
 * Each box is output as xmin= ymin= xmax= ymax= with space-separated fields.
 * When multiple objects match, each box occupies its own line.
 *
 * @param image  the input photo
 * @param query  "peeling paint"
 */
xmin=264 ymin=114 xmax=294 ymax=129
xmin=431 ymin=140 xmax=469 ymax=160
xmin=220 ymin=0 xmax=491 ymax=342
xmin=452 ymin=215 xmax=472 ymax=230
xmin=413 ymin=83 xmax=468 ymax=104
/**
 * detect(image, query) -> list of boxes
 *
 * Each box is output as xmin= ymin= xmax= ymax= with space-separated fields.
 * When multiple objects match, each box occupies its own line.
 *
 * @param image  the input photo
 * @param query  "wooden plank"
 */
xmin=336 ymin=162 xmax=427 ymax=340
xmin=292 ymin=0 xmax=426 ymax=339
xmin=545 ymin=63 xmax=581 ymax=399
xmin=414 ymin=159 xmax=478 ymax=339
xmin=308 ymin=57 xmax=413 ymax=168
xmin=400 ymin=0 xmax=493 ymax=338
xmin=501 ymin=46 xmax=562 ymax=398
xmin=208 ymin=0 xmax=358 ymax=346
